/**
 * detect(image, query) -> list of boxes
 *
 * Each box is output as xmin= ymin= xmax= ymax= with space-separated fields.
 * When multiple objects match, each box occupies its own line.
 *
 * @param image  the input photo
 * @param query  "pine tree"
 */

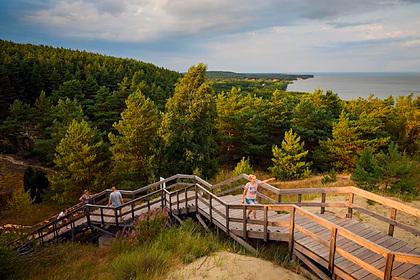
xmin=320 ymin=112 xmax=363 ymax=170
xmin=51 ymin=120 xmax=108 ymax=201
xmin=233 ymin=157 xmax=254 ymax=176
xmin=34 ymin=90 xmax=53 ymax=133
xmin=51 ymin=98 xmax=85 ymax=143
xmin=34 ymin=98 xmax=85 ymax=163
xmin=215 ymin=87 xmax=270 ymax=165
xmin=0 ymin=100 xmax=37 ymax=151
xmin=93 ymin=86 xmax=121 ymax=133
xmin=160 ymin=63 xmax=217 ymax=177
xmin=108 ymin=90 xmax=160 ymax=188
xmin=351 ymin=149 xmax=383 ymax=191
xmin=321 ymin=111 xmax=389 ymax=171
xmin=269 ymin=129 xmax=311 ymax=180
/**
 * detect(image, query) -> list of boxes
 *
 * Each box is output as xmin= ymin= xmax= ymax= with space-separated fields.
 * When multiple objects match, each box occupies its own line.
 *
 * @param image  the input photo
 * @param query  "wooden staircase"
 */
xmin=9 ymin=174 xmax=420 ymax=280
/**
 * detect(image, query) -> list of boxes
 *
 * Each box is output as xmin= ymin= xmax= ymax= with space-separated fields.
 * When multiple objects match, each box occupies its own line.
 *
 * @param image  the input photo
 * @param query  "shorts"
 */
xmin=245 ymin=198 xmax=257 ymax=205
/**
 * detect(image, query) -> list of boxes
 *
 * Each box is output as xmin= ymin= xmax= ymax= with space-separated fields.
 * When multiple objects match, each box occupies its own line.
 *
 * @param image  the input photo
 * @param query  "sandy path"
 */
xmin=168 ymin=251 xmax=311 ymax=280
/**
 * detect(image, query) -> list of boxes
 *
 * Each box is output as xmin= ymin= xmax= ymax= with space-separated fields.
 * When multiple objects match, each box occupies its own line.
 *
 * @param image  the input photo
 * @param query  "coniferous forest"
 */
xmin=0 ymin=39 xmax=419 ymax=204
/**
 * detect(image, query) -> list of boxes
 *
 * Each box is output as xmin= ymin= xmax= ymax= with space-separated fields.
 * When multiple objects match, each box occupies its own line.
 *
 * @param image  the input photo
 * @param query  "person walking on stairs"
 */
xmin=108 ymin=186 xmax=124 ymax=208
xmin=242 ymin=174 xmax=258 ymax=219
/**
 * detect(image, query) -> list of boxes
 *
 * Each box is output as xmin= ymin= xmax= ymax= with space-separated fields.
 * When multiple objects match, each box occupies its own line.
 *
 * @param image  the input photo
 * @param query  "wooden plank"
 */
xmin=384 ymin=253 xmax=395 ymax=280
xmin=321 ymin=193 xmax=326 ymax=214
xmin=263 ymin=206 xmax=268 ymax=241
xmin=336 ymin=246 xmax=384 ymax=278
xmin=293 ymin=249 xmax=331 ymax=280
xmin=353 ymin=207 xmax=420 ymax=236
xmin=337 ymin=227 xmax=390 ymax=257
xmin=295 ymin=224 xmax=329 ymax=248
xmin=196 ymin=214 xmax=210 ymax=232
xmin=289 ymin=207 xmax=295 ymax=254
xmin=275 ymin=187 xmax=352 ymax=195
xmin=350 ymin=187 xmax=420 ymax=218
xmin=299 ymin=202 xmax=349 ymax=208
xmin=243 ymin=205 xmax=247 ymax=239
xmin=394 ymin=253 xmax=420 ymax=265
xmin=229 ymin=232 xmax=257 ymax=254
xmin=388 ymin=208 xmax=397 ymax=236
xmin=328 ymin=227 xmax=338 ymax=273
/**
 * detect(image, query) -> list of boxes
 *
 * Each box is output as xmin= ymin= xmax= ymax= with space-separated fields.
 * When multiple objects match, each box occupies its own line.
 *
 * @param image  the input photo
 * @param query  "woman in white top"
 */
xmin=242 ymin=174 xmax=258 ymax=219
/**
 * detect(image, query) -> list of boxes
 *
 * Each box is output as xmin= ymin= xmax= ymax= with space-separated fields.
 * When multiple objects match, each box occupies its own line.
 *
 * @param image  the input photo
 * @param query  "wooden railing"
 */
xmin=203 ymin=174 xmax=420 ymax=279
xmin=10 ymin=173 xmax=420 ymax=280
xmin=212 ymin=174 xmax=420 ymax=238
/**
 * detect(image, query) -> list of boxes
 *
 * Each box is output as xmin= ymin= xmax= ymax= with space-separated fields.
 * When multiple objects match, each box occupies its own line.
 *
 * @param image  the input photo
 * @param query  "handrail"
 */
xmin=10 ymin=172 xmax=420 ymax=280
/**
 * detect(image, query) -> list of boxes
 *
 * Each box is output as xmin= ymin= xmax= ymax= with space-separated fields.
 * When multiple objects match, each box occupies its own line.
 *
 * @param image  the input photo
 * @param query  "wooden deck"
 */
xmin=192 ymin=194 xmax=420 ymax=280
xmin=11 ymin=174 xmax=420 ymax=280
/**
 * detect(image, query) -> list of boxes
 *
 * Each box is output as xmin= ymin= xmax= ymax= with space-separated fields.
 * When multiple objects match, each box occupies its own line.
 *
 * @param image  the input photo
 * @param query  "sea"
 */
xmin=286 ymin=72 xmax=420 ymax=100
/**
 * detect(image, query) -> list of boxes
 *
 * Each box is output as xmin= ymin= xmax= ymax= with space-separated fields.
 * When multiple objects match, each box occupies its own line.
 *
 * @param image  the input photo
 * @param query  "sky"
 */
xmin=1 ymin=0 xmax=420 ymax=72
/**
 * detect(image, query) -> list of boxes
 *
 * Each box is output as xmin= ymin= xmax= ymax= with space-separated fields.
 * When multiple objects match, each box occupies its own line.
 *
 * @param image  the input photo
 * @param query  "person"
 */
xmin=242 ymin=174 xmax=258 ymax=219
xmin=57 ymin=209 xmax=70 ymax=229
xmin=108 ymin=186 xmax=124 ymax=208
xmin=79 ymin=189 xmax=92 ymax=205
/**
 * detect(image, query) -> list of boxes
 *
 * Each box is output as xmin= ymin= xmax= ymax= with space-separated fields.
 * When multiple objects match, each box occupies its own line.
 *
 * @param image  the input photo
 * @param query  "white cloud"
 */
xmin=402 ymin=39 xmax=420 ymax=47
xmin=20 ymin=0 xmax=420 ymax=71
xmin=25 ymin=0 xmax=416 ymax=42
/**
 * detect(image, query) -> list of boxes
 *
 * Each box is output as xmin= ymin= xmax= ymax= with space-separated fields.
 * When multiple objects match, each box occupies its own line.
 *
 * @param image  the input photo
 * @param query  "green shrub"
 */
xmin=111 ymin=248 xmax=170 ymax=280
xmin=151 ymin=219 xmax=219 ymax=264
xmin=351 ymin=149 xmax=384 ymax=191
xmin=352 ymin=144 xmax=420 ymax=198
xmin=133 ymin=209 xmax=169 ymax=244
xmin=233 ymin=157 xmax=253 ymax=176
xmin=321 ymin=169 xmax=337 ymax=185
xmin=0 ymin=246 xmax=25 ymax=280
xmin=269 ymin=129 xmax=311 ymax=180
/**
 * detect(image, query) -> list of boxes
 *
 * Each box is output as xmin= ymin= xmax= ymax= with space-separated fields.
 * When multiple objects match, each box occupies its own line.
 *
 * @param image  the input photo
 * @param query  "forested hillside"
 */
xmin=0 ymin=40 xmax=419 ymax=206
xmin=0 ymin=40 xmax=179 ymax=119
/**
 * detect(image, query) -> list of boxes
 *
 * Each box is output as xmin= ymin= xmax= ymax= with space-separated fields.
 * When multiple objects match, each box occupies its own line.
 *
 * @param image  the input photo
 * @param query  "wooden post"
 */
xmin=264 ymin=206 xmax=268 ymax=241
xmin=131 ymin=202 xmax=135 ymax=220
xmin=321 ymin=193 xmax=326 ymax=214
xmin=176 ymin=191 xmax=180 ymax=213
xmin=169 ymin=193 xmax=172 ymax=214
xmin=195 ymin=185 xmax=198 ymax=213
xmin=39 ymin=231 xmax=44 ymax=246
xmin=160 ymin=188 xmax=164 ymax=209
xmin=100 ymin=208 xmax=104 ymax=225
xmin=288 ymin=207 xmax=295 ymax=254
xmin=209 ymin=196 xmax=213 ymax=223
xmin=185 ymin=188 xmax=188 ymax=213
xmin=347 ymin=193 xmax=354 ymax=218
xmin=277 ymin=194 xmax=282 ymax=203
xmin=384 ymin=253 xmax=395 ymax=280
xmin=160 ymin=177 xmax=165 ymax=208
xmin=71 ymin=222 xmax=75 ymax=242
xmin=147 ymin=199 xmax=150 ymax=212
xmin=243 ymin=205 xmax=248 ymax=239
xmin=328 ymin=227 xmax=338 ymax=274
xmin=115 ymin=208 xmax=119 ymax=227
xmin=53 ymin=223 xmax=57 ymax=242
xmin=86 ymin=206 xmax=91 ymax=226
xmin=226 ymin=205 xmax=230 ymax=235
xmin=297 ymin=194 xmax=302 ymax=206
xmin=388 ymin=208 xmax=397 ymax=236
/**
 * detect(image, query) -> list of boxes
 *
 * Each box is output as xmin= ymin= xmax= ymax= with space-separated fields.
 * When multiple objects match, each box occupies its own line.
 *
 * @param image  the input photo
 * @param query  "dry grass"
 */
xmin=270 ymin=174 xmax=353 ymax=189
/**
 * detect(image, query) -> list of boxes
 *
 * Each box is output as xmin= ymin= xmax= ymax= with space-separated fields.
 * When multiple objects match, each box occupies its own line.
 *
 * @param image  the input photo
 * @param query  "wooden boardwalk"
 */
xmin=10 ymin=174 xmax=420 ymax=280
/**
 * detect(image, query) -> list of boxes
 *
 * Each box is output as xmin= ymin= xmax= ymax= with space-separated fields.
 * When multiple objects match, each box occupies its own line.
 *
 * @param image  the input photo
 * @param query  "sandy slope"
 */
xmin=168 ymin=252 xmax=311 ymax=280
